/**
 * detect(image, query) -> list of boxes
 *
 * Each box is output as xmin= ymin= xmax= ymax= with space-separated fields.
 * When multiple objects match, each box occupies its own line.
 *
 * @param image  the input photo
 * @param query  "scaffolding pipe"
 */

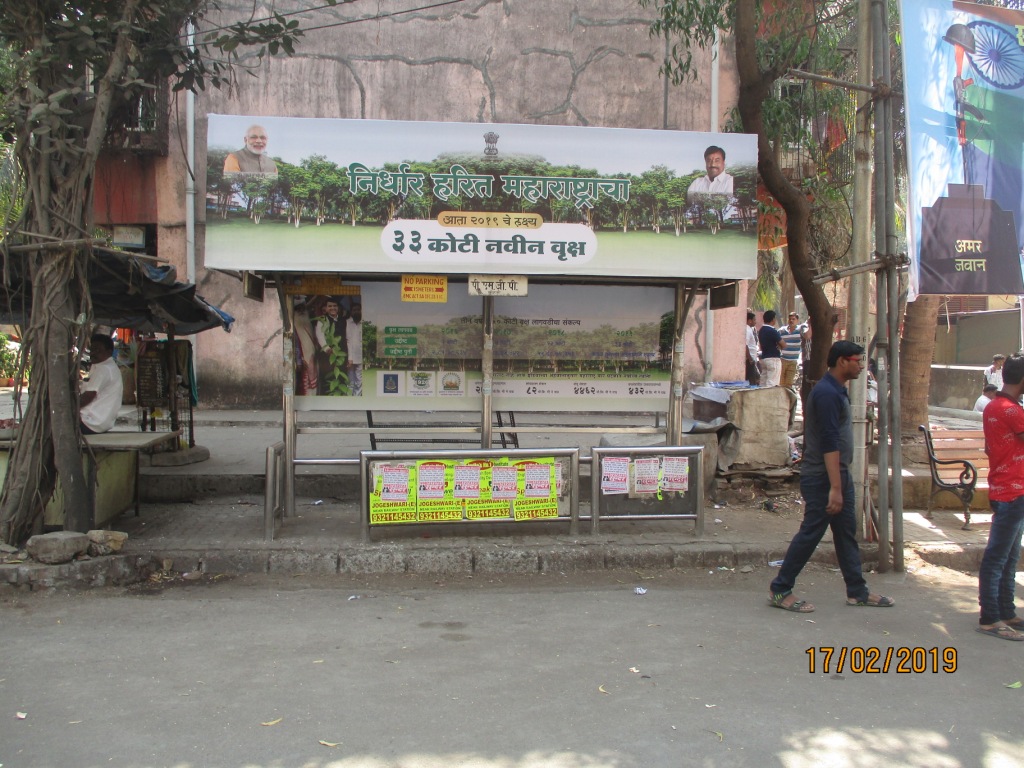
xmin=872 ymin=0 xmax=892 ymax=571
xmin=881 ymin=6 xmax=905 ymax=569
xmin=849 ymin=0 xmax=874 ymax=537
xmin=481 ymin=296 xmax=494 ymax=449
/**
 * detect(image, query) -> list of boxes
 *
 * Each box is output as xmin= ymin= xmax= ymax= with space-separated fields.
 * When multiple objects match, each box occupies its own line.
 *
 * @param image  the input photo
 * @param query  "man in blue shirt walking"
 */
xmin=768 ymin=340 xmax=895 ymax=612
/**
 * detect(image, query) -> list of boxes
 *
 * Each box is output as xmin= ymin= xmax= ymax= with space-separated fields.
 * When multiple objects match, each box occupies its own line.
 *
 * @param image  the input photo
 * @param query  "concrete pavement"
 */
xmin=0 ymin=398 xmax=1004 ymax=589
xmin=2 ymin=565 xmax=1020 ymax=768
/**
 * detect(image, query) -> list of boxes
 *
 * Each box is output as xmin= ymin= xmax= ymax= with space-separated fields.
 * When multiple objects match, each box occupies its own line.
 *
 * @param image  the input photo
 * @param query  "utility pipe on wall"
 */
xmin=704 ymin=31 xmax=720 ymax=382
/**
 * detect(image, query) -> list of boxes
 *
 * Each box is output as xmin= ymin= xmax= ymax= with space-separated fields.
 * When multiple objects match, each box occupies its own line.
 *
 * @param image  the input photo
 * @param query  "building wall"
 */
xmin=929 ymin=365 xmax=985 ymax=411
xmin=156 ymin=1 xmax=744 ymax=406
xmin=955 ymin=309 xmax=1020 ymax=365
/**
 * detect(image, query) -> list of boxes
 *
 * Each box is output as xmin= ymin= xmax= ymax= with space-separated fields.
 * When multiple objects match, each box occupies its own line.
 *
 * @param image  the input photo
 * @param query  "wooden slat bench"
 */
xmin=918 ymin=425 xmax=988 ymax=530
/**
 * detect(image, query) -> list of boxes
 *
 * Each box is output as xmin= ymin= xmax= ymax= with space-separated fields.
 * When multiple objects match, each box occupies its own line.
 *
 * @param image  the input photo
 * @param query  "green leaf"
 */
xmin=1006 ymin=681 xmax=1023 ymax=689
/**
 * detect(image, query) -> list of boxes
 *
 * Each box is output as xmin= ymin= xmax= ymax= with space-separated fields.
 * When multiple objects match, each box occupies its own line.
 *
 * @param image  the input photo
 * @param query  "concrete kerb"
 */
xmin=1 ymin=538 xmax=890 ymax=591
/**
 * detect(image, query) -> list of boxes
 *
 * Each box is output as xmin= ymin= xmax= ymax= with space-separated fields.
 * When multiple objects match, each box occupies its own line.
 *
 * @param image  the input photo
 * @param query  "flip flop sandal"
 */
xmin=1005 ymin=617 xmax=1024 ymax=629
xmin=847 ymin=595 xmax=895 ymax=607
xmin=769 ymin=595 xmax=815 ymax=613
xmin=976 ymin=625 xmax=1024 ymax=641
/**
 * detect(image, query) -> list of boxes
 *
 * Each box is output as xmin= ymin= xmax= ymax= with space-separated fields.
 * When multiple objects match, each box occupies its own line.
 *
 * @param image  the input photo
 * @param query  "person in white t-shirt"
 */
xmin=984 ymin=354 xmax=1006 ymax=390
xmin=80 ymin=333 xmax=124 ymax=434
xmin=974 ymin=384 xmax=998 ymax=413
xmin=745 ymin=310 xmax=761 ymax=385
xmin=346 ymin=302 xmax=364 ymax=396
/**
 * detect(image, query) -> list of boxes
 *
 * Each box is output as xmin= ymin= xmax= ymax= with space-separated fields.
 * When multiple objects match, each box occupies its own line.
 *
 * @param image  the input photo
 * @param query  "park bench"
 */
xmin=918 ymin=425 xmax=987 ymax=530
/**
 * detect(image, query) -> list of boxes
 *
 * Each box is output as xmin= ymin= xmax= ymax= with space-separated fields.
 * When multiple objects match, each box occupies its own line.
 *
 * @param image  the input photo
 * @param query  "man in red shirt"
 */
xmin=978 ymin=353 xmax=1024 ymax=640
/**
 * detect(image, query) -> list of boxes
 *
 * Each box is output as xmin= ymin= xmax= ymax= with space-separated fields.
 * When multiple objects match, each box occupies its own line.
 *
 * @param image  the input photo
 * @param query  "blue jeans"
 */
xmin=978 ymin=496 xmax=1024 ymax=625
xmin=770 ymin=471 xmax=869 ymax=602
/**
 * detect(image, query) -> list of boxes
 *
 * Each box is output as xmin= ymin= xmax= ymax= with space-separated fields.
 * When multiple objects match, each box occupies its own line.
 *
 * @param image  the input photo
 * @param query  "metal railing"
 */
xmin=264 ymin=441 xmax=286 ymax=541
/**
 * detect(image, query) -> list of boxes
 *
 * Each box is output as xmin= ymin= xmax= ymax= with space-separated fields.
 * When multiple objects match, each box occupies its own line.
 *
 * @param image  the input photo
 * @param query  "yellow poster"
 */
xmin=510 ymin=458 xmax=558 ymax=520
xmin=415 ymin=459 xmax=463 ymax=521
xmin=402 ymin=274 xmax=448 ymax=303
xmin=369 ymin=463 xmax=418 ymax=525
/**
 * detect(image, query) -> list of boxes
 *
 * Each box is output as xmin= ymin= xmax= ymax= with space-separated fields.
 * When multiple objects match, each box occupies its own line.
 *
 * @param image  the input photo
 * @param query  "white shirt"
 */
xmin=81 ymin=357 xmax=124 ymax=433
xmin=984 ymin=366 xmax=1003 ymax=389
xmin=974 ymin=394 xmax=993 ymax=413
xmin=688 ymin=172 xmax=734 ymax=197
xmin=346 ymin=318 xmax=363 ymax=365
xmin=745 ymin=325 xmax=759 ymax=362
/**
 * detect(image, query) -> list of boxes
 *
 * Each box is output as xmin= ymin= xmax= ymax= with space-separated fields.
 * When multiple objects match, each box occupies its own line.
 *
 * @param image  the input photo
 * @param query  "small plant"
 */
xmin=0 ymin=333 xmax=19 ymax=382
xmin=319 ymin=322 xmax=349 ymax=396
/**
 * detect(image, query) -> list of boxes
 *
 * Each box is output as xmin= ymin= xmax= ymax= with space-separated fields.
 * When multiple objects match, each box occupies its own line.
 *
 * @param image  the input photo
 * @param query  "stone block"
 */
xmin=106 ymin=555 xmax=156 ymax=585
xmin=604 ymin=544 xmax=675 ymax=571
xmin=473 ymin=548 xmax=539 ymax=574
xmin=26 ymin=531 xmax=89 ymax=564
xmin=725 ymin=387 xmax=793 ymax=467
xmin=87 ymin=530 xmax=129 ymax=556
xmin=733 ymin=544 xmax=772 ymax=568
xmin=539 ymin=546 xmax=606 ymax=573
xmin=404 ymin=548 xmax=473 ymax=575
xmin=0 ymin=563 xmax=25 ymax=585
xmin=152 ymin=551 xmax=202 ymax=574
xmin=268 ymin=550 xmax=339 ymax=574
xmin=200 ymin=550 xmax=269 ymax=575
xmin=339 ymin=547 xmax=407 ymax=574
xmin=915 ymin=544 xmax=986 ymax=571
xmin=670 ymin=543 xmax=707 ymax=568
xmin=700 ymin=543 xmax=737 ymax=568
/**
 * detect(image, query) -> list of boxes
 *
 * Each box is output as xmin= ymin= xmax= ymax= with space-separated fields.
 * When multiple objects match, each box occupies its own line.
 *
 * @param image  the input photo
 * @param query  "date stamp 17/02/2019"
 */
xmin=806 ymin=647 xmax=957 ymax=674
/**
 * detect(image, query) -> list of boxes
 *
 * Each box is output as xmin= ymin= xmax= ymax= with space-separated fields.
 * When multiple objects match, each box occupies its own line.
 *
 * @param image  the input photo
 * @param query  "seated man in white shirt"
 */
xmin=80 ymin=333 xmax=124 ymax=435
xmin=974 ymin=383 xmax=998 ymax=413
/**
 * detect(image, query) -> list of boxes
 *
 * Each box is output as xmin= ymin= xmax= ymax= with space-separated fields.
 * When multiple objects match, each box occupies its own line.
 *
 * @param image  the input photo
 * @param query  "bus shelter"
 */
xmin=206 ymin=117 xmax=757 ymax=538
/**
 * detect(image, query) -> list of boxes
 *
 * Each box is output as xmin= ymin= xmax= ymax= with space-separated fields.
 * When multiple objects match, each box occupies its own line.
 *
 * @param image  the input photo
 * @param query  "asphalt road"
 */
xmin=2 ymin=561 xmax=1023 ymax=768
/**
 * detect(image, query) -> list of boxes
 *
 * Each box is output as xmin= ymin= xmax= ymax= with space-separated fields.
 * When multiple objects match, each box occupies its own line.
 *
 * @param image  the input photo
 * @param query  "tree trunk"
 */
xmin=0 ymin=251 xmax=90 ymax=543
xmin=734 ymin=0 xmax=830 ymax=408
xmin=900 ymin=294 xmax=940 ymax=432
xmin=0 ymin=0 xmax=138 ymax=545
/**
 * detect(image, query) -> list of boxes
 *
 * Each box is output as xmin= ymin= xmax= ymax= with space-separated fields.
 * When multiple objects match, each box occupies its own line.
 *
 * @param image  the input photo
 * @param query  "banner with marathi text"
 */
xmin=205 ymin=116 xmax=758 ymax=280
xmin=901 ymin=0 xmax=1024 ymax=297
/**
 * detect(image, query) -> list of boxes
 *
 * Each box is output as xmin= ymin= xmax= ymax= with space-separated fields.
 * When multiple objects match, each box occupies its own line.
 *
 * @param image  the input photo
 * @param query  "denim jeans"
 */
xmin=770 ymin=470 xmax=868 ymax=602
xmin=978 ymin=496 xmax=1024 ymax=625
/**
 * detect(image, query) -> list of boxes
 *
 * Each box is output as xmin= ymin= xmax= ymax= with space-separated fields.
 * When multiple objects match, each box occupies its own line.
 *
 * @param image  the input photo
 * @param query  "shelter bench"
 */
xmin=918 ymin=424 xmax=987 ymax=530
xmin=365 ymin=410 xmax=520 ymax=450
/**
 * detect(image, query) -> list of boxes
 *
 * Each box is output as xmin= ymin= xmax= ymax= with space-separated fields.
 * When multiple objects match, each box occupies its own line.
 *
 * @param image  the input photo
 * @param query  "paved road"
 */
xmin=2 ymin=562 xmax=1022 ymax=768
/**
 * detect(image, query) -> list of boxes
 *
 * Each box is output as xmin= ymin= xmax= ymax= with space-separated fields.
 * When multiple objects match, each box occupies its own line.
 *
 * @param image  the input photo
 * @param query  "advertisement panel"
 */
xmin=901 ymin=0 xmax=1024 ymax=296
xmin=289 ymin=281 xmax=674 ymax=411
xmin=206 ymin=116 xmax=758 ymax=280
xmin=368 ymin=457 xmax=563 ymax=526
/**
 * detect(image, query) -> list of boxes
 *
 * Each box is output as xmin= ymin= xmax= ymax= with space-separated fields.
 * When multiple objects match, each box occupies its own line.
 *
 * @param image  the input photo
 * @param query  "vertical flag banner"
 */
xmin=901 ymin=0 xmax=1024 ymax=297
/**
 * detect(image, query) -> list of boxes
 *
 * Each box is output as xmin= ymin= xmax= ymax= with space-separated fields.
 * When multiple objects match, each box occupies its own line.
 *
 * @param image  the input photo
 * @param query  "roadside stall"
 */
xmin=205 ymin=116 xmax=758 ymax=538
xmin=0 ymin=249 xmax=233 ymax=529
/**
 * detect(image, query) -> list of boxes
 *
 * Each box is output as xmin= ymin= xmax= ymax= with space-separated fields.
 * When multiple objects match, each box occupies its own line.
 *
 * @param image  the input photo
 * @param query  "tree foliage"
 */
xmin=642 ymin=0 xmax=860 ymax=396
xmin=0 ymin=0 xmax=320 ymax=545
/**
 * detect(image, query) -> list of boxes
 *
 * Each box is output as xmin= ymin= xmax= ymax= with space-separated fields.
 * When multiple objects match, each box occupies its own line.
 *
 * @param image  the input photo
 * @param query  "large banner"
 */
xmin=206 ymin=116 xmax=758 ymax=280
xmin=902 ymin=0 xmax=1024 ymax=297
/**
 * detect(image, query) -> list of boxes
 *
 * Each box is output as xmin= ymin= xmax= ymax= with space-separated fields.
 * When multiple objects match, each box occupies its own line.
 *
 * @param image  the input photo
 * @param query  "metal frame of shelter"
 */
xmin=266 ymin=275 xmax=730 ymax=536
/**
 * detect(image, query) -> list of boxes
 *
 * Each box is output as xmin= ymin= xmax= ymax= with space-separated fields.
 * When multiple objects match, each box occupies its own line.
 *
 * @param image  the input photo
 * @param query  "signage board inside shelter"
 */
xmin=402 ymin=274 xmax=448 ymax=302
xmin=205 ymin=116 xmax=758 ymax=280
